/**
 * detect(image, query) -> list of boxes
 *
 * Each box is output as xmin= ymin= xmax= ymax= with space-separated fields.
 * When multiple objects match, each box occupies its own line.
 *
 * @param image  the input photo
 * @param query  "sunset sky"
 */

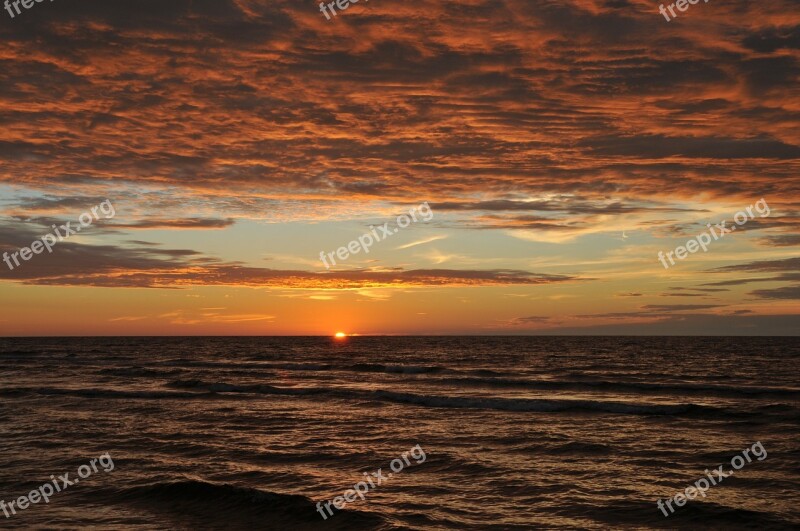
xmin=0 ymin=0 xmax=798 ymax=335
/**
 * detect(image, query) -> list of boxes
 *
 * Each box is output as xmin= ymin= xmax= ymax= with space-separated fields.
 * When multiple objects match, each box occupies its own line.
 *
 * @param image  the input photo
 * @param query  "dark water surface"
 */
xmin=0 ymin=336 xmax=798 ymax=530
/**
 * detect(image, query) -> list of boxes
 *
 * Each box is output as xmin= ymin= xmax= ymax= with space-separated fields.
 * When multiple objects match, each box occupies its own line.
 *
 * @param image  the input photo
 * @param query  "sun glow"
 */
xmin=334 ymin=332 xmax=347 ymax=339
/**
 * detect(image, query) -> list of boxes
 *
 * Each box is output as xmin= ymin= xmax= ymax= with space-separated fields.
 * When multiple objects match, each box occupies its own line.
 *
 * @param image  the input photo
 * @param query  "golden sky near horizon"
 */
xmin=0 ymin=0 xmax=798 ymax=335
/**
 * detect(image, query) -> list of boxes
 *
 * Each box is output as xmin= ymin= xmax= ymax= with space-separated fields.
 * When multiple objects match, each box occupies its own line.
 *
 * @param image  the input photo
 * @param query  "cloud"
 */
xmin=0 ymin=0 xmax=797 ymax=214
xmin=578 ymin=134 xmax=800 ymax=159
xmin=0 ymin=0 xmax=798 ymax=334
xmin=640 ymin=304 xmax=724 ymax=312
xmin=517 ymin=314 xmax=800 ymax=336
xmin=109 ymin=218 xmax=236 ymax=230
xmin=9 ymin=195 xmax=113 ymax=212
xmin=708 ymin=257 xmax=800 ymax=279
xmin=510 ymin=315 xmax=553 ymax=325
xmin=431 ymin=199 xmax=701 ymax=215
xmin=702 ymin=273 xmax=800 ymax=287
xmin=716 ymin=257 xmax=800 ymax=272
xmin=742 ymin=26 xmax=800 ymax=53
xmin=4 ymin=264 xmax=578 ymax=289
xmin=668 ymin=287 xmax=729 ymax=293
xmin=696 ymin=257 xmax=800 ymax=300
xmin=759 ymin=234 xmax=800 ymax=247
xmin=395 ymin=235 xmax=448 ymax=250
xmin=0 ymin=222 xmax=578 ymax=288
xmin=749 ymin=285 xmax=800 ymax=300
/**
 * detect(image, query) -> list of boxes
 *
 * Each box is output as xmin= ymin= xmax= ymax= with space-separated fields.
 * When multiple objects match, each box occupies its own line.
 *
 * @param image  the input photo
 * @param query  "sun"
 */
xmin=334 ymin=332 xmax=347 ymax=339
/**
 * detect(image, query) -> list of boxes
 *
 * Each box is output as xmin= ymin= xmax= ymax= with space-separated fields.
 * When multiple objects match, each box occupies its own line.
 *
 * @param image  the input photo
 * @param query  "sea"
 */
xmin=0 ymin=336 xmax=798 ymax=530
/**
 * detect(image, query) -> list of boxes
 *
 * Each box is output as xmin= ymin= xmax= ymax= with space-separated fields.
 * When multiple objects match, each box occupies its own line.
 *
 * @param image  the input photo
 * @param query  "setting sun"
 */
xmin=334 ymin=332 xmax=347 ymax=339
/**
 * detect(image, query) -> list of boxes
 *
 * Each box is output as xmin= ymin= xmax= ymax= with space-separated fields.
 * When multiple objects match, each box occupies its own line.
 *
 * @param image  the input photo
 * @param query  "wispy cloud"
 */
xmin=395 ymin=235 xmax=447 ymax=250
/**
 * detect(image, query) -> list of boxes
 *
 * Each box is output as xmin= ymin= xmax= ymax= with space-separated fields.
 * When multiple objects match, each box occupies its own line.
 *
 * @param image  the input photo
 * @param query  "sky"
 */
xmin=0 ymin=0 xmax=798 ymax=336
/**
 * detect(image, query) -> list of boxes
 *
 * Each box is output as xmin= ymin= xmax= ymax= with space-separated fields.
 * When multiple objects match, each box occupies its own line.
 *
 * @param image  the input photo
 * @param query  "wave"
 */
xmin=437 ymin=376 xmax=800 ymax=398
xmin=348 ymin=363 xmax=444 ymax=374
xmin=157 ymin=359 xmax=444 ymax=375
xmin=581 ymin=498 xmax=796 ymax=529
xmin=0 ymin=349 xmax=44 ymax=356
xmin=106 ymin=479 xmax=388 ymax=530
xmin=543 ymin=441 xmax=613 ymax=455
xmin=142 ymin=360 xmax=800 ymax=401
xmin=0 ymin=386 xmax=223 ymax=400
xmin=166 ymin=380 xmax=719 ymax=416
xmin=3 ymin=380 xmax=753 ymax=418
xmin=372 ymin=390 xmax=711 ymax=415
xmin=98 ymin=367 xmax=176 ymax=377
xmin=270 ymin=362 xmax=333 ymax=371
xmin=168 ymin=379 xmax=327 ymax=395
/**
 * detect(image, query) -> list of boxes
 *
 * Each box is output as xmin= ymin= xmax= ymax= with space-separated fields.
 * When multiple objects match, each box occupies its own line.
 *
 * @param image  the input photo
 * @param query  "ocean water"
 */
xmin=0 ymin=336 xmax=798 ymax=530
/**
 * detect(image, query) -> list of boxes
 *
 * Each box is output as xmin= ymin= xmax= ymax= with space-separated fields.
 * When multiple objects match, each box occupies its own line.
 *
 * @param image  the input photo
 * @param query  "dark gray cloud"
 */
xmin=749 ymin=285 xmax=800 ymax=300
xmin=711 ymin=257 xmax=800 ymax=273
xmin=759 ymin=234 xmax=800 ymax=247
xmin=640 ymin=304 xmax=724 ymax=312
xmin=527 ymin=314 xmax=800 ymax=336
xmin=743 ymin=26 xmax=800 ymax=53
xmin=110 ymin=219 xmax=236 ymax=230
xmin=578 ymin=134 xmax=800 ymax=159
